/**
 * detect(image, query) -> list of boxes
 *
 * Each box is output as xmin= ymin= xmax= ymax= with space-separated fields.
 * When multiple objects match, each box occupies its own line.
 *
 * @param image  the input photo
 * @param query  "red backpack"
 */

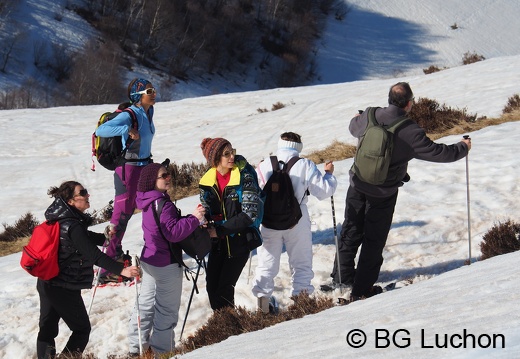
xmin=20 ymin=221 xmax=60 ymax=280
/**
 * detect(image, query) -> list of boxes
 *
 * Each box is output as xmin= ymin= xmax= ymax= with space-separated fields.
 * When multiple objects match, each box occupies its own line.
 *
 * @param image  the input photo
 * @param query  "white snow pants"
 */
xmin=252 ymin=207 xmax=314 ymax=298
xmin=128 ymin=261 xmax=183 ymax=356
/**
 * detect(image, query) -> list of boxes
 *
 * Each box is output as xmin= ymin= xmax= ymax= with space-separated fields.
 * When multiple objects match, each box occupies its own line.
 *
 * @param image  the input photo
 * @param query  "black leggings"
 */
xmin=36 ymin=279 xmax=91 ymax=358
xmin=206 ymin=249 xmax=249 ymax=310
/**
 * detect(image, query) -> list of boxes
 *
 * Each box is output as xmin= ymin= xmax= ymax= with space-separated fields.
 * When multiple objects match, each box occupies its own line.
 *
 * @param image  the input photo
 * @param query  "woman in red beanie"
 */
xmin=199 ymin=138 xmax=263 ymax=310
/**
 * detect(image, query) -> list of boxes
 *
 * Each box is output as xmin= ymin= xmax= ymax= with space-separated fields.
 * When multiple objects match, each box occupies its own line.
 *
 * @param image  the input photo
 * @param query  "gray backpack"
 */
xmin=351 ymin=107 xmax=409 ymax=185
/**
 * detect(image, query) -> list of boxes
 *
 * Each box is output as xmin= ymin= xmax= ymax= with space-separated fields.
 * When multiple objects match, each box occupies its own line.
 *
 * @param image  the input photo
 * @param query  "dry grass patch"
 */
xmin=305 ymin=140 xmax=356 ymax=164
xmin=0 ymin=236 xmax=28 ymax=256
xmin=174 ymin=293 xmax=334 ymax=356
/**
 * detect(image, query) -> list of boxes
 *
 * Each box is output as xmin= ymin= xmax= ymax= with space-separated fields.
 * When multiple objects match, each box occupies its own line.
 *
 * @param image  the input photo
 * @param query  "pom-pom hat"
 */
xmin=200 ymin=137 xmax=231 ymax=166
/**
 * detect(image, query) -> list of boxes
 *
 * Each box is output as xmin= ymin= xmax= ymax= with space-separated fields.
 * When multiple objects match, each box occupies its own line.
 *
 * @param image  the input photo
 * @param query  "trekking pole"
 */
xmin=180 ymin=259 xmax=204 ymax=341
xmin=331 ymin=196 xmax=343 ymax=293
xmin=246 ymin=251 xmax=253 ymax=284
xmin=87 ymin=239 xmax=108 ymax=316
xmin=463 ymin=135 xmax=472 ymax=264
xmin=134 ymin=255 xmax=143 ymax=356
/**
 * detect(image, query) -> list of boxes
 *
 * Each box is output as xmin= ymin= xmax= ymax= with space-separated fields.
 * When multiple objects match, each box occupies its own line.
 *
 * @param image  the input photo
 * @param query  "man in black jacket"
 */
xmin=329 ymin=82 xmax=471 ymax=302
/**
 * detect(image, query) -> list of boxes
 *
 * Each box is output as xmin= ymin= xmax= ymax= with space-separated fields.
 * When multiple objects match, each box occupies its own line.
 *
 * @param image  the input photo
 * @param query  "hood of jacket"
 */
xmin=136 ymin=189 xmax=170 ymax=211
xmin=44 ymin=197 xmax=92 ymax=226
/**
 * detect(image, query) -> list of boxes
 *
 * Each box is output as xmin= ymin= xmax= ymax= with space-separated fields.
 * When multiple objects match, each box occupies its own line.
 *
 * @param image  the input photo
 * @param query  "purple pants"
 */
xmin=105 ymin=164 xmax=144 ymax=260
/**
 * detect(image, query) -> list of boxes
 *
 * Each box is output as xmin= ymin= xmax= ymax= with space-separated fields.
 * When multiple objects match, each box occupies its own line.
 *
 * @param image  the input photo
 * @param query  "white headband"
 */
xmin=278 ymin=138 xmax=303 ymax=153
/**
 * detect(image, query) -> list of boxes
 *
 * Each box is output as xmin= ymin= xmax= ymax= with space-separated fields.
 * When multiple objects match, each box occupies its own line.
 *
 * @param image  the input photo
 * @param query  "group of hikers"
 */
xmin=34 ymin=79 xmax=471 ymax=358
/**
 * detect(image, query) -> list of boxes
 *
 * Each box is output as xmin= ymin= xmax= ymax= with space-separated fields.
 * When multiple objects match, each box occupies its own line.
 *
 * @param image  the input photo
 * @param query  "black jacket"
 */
xmin=44 ymin=197 xmax=123 ymax=290
xmin=349 ymin=105 xmax=469 ymax=197
xmin=199 ymin=155 xmax=262 ymax=258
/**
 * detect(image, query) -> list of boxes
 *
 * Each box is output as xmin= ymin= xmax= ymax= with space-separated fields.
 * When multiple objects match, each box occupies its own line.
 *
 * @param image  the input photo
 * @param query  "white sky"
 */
xmin=1 ymin=1 xmax=520 ymax=358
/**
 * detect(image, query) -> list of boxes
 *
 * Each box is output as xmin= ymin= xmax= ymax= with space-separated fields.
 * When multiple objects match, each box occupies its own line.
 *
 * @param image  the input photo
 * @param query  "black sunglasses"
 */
xmin=75 ymin=188 xmax=89 ymax=197
xmin=157 ymin=173 xmax=171 ymax=180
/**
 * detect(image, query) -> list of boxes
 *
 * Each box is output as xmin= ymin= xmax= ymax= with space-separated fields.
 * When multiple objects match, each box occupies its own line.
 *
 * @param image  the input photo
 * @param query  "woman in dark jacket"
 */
xmin=199 ymin=137 xmax=263 ymax=310
xmin=36 ymin=181 xmax=140 ymax=359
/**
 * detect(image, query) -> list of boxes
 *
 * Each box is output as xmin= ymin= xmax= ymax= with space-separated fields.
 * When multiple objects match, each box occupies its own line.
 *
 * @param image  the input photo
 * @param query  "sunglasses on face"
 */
xmin=222 ymin=148 xmax=236 ymax=158
xmin=75 ymin=188 xmax=89 ymax=197
xmin=157 ymin=172 xmax=171 ymax=180
xmin=131 ymin=87 xmax=156 ymax=96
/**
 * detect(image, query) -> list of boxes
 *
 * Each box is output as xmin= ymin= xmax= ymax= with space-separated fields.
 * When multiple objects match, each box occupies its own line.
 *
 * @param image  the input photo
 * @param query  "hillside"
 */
xmin=1 ymin=0 xmax=520 ymax=103
xmin=1 ymin=54 xmax=520 ymax=358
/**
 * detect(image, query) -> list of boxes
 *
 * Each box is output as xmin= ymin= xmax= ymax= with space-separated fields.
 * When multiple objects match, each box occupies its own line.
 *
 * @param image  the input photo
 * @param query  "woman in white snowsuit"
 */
xmin=252 ymin=132 xmax=337 ymax=311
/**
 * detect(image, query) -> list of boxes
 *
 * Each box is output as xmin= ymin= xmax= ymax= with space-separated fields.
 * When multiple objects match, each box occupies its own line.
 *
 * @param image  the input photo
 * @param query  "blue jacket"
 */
xmin=95 ymin=104 xmax=155 ymax=165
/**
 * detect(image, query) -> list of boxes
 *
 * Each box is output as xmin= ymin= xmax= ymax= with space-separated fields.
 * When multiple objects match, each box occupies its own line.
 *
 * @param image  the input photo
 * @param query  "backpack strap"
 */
xmin=269 ymin=155 xmax=301 ymax=173
xmin=366 ymin=106 xmax=380 ymax=127
xmin=367 ymin=106 xmax=408 ymax=130
xmin=121 ymin=108 xmax=138 ymax=153
xmin=283 ymin=156 xmax=301 ymax=173
xmin=269 ymin=156 xmax=279 ymax=172
xmin=120 ymin=108 xmax=151 ymax=180
xmin=152 ymin=198 xmax=188 ymax=269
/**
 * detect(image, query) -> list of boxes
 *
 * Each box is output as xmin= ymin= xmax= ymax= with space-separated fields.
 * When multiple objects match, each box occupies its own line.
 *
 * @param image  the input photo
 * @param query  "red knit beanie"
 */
xmin=137 ymin=163 xmax=164 ymax=192
xmin=200 ymin=137 xmax=231 ymax=166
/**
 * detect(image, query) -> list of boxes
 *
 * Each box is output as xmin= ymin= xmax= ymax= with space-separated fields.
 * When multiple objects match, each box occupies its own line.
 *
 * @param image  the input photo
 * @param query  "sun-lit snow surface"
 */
xmin=1 ymin=0 xmax=520 ymax=358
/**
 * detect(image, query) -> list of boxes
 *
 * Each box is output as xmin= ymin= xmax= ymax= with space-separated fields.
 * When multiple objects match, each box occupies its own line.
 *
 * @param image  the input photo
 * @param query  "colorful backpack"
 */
xmin=91 ymin=103 xmax=137 ymax=171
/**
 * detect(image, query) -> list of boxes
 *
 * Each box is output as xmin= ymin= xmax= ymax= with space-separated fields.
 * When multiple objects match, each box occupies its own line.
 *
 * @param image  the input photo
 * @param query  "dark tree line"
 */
xmin=80 ymin=0 xmax=347 ymax=89
xmin=0 ymin=0 xmax=348 ymax=109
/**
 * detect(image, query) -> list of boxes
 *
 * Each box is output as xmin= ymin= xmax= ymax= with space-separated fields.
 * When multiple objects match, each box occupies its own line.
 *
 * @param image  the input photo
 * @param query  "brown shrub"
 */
xmin=408 ymin=97 xmax=477 ymax=133
xmin=462 ymin=51 xmax=485 ymax=65
xmin=502 ymin=94 xmax=520 ymax=114
xmin=423 ymin=65 xmax=441 ymax=74
xmin=0 ymin=212 xmax=38 ymax=242
xmin=174 ymin=293 xmax=334 ymax=355
xmin=480 ymin=220 xmax=520 ymax=260
xmin=166 ymin=162 xmax=209 ymax=201
xmin=90 ymin=200 xmax=114 ymax=225
xmin=271 ymin=101 xmax=286 ymax=111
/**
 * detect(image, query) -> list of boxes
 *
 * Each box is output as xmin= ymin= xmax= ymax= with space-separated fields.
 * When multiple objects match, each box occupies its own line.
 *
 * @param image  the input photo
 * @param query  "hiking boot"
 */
xmin=258 ymin=296 xmax=270 ymax=314
xmin=268 ymin=296 xmax=279 ymax=315
xmin=337 ymin=294 xmax=362 ymax=305
xmin=363 ymin=285 xmax=383 ymax=298
xmin=320 ymin=279 xmax=353 ymax=292
xmin=348 ymin=293 xmax=363 ymax=303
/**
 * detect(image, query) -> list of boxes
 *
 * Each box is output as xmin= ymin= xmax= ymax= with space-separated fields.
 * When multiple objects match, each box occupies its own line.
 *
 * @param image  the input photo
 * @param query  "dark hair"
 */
xmin=388 ymin=82 xmax=413 ymax=108
xmin=214 ymin=143 xmax=233 ymax=166
xmin=47 ymin=181 xmax=81 ymax=202
xmin=280 ymin=132 xmax=302 ymax=143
